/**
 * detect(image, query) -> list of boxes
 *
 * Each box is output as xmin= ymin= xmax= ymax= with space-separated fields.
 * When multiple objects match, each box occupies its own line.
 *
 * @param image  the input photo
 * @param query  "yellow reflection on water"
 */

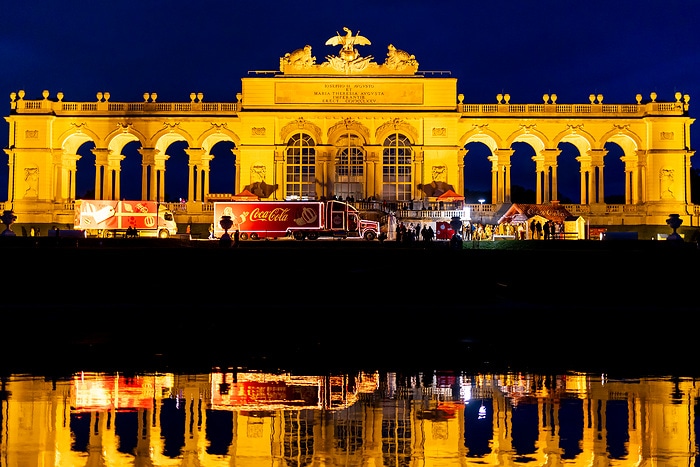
xmin=0 ymin=370 xmax=696 ymax=466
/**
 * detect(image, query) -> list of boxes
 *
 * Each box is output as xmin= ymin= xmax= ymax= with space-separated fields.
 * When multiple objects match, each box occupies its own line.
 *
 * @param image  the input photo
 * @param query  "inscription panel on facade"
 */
xmin=275 ymin=81 xmax=423 ymax=105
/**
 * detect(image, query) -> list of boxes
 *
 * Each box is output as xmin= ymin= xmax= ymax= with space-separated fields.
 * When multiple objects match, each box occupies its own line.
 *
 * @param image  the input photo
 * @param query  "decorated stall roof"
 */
xmin=436 ymin=189 xmax=464 ymax=202
xmin=497 ymin=203 xmax=573 ymax=224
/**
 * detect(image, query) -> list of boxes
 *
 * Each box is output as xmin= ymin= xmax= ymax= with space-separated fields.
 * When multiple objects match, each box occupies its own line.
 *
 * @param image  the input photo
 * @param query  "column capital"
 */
xmin=90 ymin=147 xmax=111 ymax=165
xmin=137 ymin=147 xmax=160 ymax=165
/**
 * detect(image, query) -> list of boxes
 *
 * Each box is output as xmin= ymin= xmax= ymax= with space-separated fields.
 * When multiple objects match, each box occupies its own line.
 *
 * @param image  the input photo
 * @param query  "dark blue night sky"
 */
xmin=2 ymin=0 xmax=698 ymax=199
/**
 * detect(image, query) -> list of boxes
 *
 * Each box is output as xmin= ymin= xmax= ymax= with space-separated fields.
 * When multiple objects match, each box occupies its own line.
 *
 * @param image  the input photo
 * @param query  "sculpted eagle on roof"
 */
xmin=325 ymin=27 xmax=371 ymax=62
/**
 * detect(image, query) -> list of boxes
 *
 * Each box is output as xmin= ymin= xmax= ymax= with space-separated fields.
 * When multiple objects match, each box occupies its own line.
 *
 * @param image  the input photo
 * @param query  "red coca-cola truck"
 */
xmin=213 ymin=200 xmax=379 ymax=241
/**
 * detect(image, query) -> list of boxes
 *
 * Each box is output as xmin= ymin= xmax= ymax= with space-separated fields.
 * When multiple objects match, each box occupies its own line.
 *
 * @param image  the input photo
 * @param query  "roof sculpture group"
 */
xmin=280 ymin=27 xmax=419 ymax=75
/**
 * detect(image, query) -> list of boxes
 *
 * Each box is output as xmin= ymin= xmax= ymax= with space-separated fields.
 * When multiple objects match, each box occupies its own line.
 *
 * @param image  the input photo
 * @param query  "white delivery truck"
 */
xmin=74 ymin=200 xmax=178 ymax=238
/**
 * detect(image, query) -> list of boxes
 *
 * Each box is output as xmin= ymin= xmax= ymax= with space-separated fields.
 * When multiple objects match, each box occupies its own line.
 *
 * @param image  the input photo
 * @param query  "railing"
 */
xmin=459 ymin=101 xmax=687 ymax=117
xmin=10 ymin=94 xmax=687 ymax=117
xmin=11 ymin=97 xmax=240 ymax=115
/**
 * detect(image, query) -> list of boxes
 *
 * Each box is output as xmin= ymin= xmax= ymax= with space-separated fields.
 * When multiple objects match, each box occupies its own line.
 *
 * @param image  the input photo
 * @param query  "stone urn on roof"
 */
xmin=666 ymin=213 xmax=683 ymax=241
xmin=0 ymin=210 xmax=17 ymax=236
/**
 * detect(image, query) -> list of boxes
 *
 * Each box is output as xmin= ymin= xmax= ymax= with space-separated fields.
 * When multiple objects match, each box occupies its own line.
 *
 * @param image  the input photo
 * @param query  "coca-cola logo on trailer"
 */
xmin=249 ymin=207 xmax=290 ymax=222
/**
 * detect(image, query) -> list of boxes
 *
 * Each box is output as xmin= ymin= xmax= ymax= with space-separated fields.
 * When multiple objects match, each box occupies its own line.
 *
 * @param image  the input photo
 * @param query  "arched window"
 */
xmin=334 ymin=133 xmax=364 ymax=200
xmin=286 ymin=133 xmax=316 ymax=199
xmin=382 ymin=133 xmax=412 ymax=201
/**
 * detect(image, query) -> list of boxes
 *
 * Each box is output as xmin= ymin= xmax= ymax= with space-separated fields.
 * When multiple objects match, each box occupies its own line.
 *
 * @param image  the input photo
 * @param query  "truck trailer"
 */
xmin=213 ymin=200 xmax=379 ymax=240
xmin=74 ymin=200 xmax=178 ymax=238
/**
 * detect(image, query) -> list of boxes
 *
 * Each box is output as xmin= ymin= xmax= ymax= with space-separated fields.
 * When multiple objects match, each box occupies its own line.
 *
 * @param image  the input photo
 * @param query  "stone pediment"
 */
xmin=280 ymin=27 xmax=419 ymax=76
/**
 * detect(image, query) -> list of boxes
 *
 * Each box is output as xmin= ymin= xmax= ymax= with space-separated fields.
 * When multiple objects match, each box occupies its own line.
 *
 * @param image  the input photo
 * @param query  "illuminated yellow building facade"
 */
xmin=3 ymin=27 xmax=696 ymax=234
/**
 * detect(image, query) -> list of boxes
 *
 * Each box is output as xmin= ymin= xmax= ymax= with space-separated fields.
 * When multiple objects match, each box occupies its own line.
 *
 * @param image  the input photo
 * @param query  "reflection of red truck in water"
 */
xmin=213 ymin=200 xmax=380 ymax=240
xmin=74 ymin=200 xmax=178 ymax=238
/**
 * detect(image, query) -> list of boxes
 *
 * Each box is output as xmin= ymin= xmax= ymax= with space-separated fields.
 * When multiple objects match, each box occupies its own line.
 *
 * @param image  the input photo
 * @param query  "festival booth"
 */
xmin=231 ymin=189 xmax=260 ymax=201
xmin=436 ymin=189 xmax=464 ymax=203
xmin=205 ymin=189 xmax=260 ymax=203
xmin=497 ymin=203 xmax=585 ymax=240
xmin=564 ymin=215 xmax=587 ymax=239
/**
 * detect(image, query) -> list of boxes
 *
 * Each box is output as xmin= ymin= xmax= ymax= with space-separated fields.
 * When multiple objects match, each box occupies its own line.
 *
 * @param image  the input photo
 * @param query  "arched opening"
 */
xmin=463 ymin=141 xmax=491 ymax=203
xmin=604 ymin=142 xmax=625 ymax=204
xmin=556 ymin=142 xmax=580 ymax=204
xmin=165 ymin=141 xmax=188 ymax=202
xmin=76 ymin=141 xmax=96 ymax=199
xmin=209 ymin=141 xmax=237 ymax=195
xmin=510 ymin=142 xmax=536 ymax=203
xmin=120 ymin=141 xmax=142 ymax=200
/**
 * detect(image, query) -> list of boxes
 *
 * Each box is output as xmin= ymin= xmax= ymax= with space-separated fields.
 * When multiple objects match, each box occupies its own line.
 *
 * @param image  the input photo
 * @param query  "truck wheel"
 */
xmin=240 ymin=232 xmax=249 ymax=240
xmin=158 ymin=229 xmax=170 ymax=239
xmin=307 ymin=232 xmax=319 ymax=240
xmin=293 ymin=231 xmax=305 ymax=241
xmin=364 ymin=230 xmax=377 ymax=241
xmin=250 ymin=232 xmax=259 ymax=240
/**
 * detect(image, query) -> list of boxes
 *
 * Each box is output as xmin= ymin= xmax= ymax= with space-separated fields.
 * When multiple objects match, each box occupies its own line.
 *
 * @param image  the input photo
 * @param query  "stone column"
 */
xmin=91 ymin=147 xmax=110 ymax=199
xmin=274 ymin=149 xmax=285 ymax=200
xmin=231 ymin=146 xmax=240 ymax=195
xmin=590 ymin=148 xmax=607 ymax=203
xmin=107 ymin=151 xmax=125 ymax=200
xmin=458 ymin=148 xmax=467 ymax=196
xmin=414 ymin=148 xmax=424 ymax=200
xmin=51 ymin=149 xmax=63 ymax=203
xmin=488 ymin=155 xmax=499 ymax=203
xmin=154 ymin=151 xmax=170 ymax=202
xmin=532 ymin=152 xmax=546 ymax=204
xmin=493 ymin=149 xmax=514 ymax=204
xmin=366 ymin=149 xmax=379 ymax=199
xmin=576 ymin=153 xmax=592 ymax=204
xmin=138 ymin=148 xmax=158 ymax=201
xmin=184 ymin=148 xmax=205 ymax=201
xmin=542 ymin=148 xmax=561 ymax=203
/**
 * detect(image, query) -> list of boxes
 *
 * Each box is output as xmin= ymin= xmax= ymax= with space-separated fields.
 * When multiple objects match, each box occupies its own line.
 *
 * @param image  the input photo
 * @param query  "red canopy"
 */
xmin=436 ymin=189 xmax=464 ymax=202
xmin=231 ymin=189 xmax=260 ymax=201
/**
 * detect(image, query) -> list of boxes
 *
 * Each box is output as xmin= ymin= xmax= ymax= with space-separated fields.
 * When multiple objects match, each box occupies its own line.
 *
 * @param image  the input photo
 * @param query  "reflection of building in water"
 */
xmin=0 ymin=371 xmax=697 ymax=465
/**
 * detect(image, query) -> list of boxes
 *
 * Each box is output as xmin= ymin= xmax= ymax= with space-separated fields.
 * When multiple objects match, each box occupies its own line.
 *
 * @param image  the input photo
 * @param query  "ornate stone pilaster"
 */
xmin=90 ymin=147 xmax=111 ymax=199
xmin=184 ymin=148 xmax=207 ymax=202
xmin=492 ymin=149 xmax=514 ymax=204
xmin=137 ymin=148 xmax=159 ymax=200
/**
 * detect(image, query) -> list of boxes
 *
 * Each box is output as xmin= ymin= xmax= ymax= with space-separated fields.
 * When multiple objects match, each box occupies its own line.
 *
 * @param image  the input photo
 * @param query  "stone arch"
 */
xmin=58 ymin=126 xmax=100 ymax=150
xmin=600 ymin=129 xmax=642 ymax=154
xmin=149 ymin=125 xmax=194 ymax=149
xmin=327 ymin=119 xmax=370 ymax=145
xmin=106 ymin=132 xmax=140 ymax=154
xmin=201 ymin=133 xmax=237 ymax=153
xmin=459 ymin=128 xmax=502 ymax=151
xmin=556 ymin=133 xmax=592 ymax=157
xmin=197 ymin=125 xmax=241 ymax=149
xmin=280 ymin=117 xmax=322 ymax=143
xmin=375 ymin=118 xmax=418 ymax=144
xmin=61 ymin=132 xmax=94 ymax=155
xmin=104 ymin=125 xmax=148 ymax=149
xmin=462 ymin=133 xmax=499 ymax=153
xmin=552 ymin=128 xmax=595 ymax=154
xmin=506 ymin=130 xmax=547 ymax=152
xmin=202 ymin=133 xmax=238 ymax=196
xmin=601 ymin=133 xmax=638 ymax=204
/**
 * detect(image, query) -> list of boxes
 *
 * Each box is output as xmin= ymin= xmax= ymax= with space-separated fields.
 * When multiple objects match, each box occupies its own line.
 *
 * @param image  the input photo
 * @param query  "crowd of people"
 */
xmin=389 ymin=218 xmax=566 ymax=242
xmin=394 ymin=222 xmax=436 ymax=242
xmin=462 ymin=219 xmax=566 ymax=240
